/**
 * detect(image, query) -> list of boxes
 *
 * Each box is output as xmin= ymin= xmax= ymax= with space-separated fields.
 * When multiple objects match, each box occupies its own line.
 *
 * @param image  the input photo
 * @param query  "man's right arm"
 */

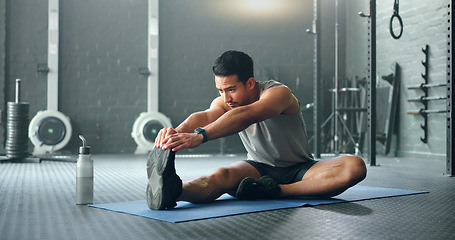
xmin=175 ymin=97 xmax=227 ymax=133
xmin=154 ymin=97 xmax=227 ymax=148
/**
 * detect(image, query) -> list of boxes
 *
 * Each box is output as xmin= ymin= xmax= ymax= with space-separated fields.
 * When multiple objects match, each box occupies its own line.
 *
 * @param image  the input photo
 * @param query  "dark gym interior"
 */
xmin=1 ymin=0 xmax=454 ymax=239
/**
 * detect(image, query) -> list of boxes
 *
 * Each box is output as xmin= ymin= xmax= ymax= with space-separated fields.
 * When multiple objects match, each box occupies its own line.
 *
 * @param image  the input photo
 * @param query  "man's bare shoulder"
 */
xmin=259 ymin=84 xmax=292 ymax=98
xmin=258 ymin=85 xmax=299 ymax=115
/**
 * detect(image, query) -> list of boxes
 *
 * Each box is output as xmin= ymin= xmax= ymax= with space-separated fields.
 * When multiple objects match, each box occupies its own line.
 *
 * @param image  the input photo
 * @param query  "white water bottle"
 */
xmin=76 ymin=135 xmax=93 ymax=205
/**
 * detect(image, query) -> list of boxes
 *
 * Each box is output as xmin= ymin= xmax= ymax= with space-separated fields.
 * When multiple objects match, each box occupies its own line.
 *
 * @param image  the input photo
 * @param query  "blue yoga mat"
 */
xmin=89 ymin=185 xmax=427 ymax=223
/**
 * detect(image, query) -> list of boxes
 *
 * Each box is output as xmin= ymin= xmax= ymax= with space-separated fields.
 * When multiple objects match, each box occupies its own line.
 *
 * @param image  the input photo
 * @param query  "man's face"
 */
xmin=215 ymin=75 xmax=254 ymax=109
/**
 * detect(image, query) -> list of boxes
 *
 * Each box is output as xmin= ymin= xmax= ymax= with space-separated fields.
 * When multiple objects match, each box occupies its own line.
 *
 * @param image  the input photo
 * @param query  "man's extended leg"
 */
xmin=280 ymin=155 xmax=367 ymax=197
xmin=178 ymin=161 xmax=261 ymax=203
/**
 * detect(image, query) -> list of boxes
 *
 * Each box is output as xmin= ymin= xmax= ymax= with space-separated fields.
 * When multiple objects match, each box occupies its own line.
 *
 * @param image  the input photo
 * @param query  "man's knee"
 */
xmin=209 ymin=167 xmax=236 ymax=189
xmin=344 ymin=155 xmax=367 ymax=184
xmin=211 ymin=167 xmax=230 ymax=180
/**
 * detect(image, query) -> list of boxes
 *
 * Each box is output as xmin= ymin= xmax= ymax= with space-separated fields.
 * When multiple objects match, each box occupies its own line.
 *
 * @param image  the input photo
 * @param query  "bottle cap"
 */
xmin=79 ymin=135 xmax=90 ymax=154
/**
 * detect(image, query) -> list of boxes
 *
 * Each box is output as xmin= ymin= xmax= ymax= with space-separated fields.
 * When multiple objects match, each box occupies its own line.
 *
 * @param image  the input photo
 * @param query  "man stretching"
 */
xmin=146 ymin=50 xmax=367 ymax=210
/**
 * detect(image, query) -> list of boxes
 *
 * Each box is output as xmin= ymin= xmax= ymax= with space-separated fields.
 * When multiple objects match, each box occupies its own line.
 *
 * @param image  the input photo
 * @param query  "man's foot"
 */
xmin=146 ymin=147 xmax=182 ymax=210
xmin=236 ymin=175 xmax=281 ymax=200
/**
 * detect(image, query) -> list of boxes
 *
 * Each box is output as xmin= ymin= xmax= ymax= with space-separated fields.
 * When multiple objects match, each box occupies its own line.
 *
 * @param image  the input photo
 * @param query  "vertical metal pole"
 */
xmin=47 ymin=0 xmax=59 ymax=111
xmin=334 ymin=0 xmax=339 ymax=154
xmin=313 ymin=0 xmax=322 ymax=158
xmin=447 ymin=2 xmax=454 ymax=176
xmin=367 ymin=0 xmax=377 ymax=165
xmin=15 ymin=79 xmax=21 ymax=103
xmin=148 ymin=0 xmax=159 ymax=112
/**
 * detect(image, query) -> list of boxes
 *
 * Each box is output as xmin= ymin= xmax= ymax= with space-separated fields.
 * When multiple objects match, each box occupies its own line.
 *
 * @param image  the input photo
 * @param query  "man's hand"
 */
xmin=155 ymin=127 xmax=178 ymax=148
xmin=161 ymin=132 xmax=204 ymax=152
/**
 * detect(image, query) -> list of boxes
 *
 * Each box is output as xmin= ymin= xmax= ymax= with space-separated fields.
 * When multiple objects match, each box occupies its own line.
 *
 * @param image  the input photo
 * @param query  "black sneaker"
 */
xmin=146 ymin=147 xmax=182 ymax=210
xmin=236 ymin=175 xmax=281 ymax=200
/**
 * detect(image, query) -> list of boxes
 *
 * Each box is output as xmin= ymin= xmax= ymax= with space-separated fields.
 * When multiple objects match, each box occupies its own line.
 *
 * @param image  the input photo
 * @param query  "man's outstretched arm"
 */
xmin=161 ymin=85 xmax=298 ymax=151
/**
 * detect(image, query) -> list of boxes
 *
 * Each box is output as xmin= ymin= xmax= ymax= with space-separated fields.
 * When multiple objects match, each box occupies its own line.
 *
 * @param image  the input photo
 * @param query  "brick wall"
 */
xmin=377 ymin=0 xmax=448 ymax=159
xmin=4 ymin=0 xmax=48 ymax=154
xmin=58 ymin=0 xmax=148 ymax=153
xmin=2 ymin=0 xmax=449 ymax=158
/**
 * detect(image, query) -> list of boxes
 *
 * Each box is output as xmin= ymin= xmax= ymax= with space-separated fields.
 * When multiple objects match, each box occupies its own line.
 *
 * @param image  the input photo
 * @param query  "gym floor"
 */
xmin=0 ymin=154 xmax=454 ymax=240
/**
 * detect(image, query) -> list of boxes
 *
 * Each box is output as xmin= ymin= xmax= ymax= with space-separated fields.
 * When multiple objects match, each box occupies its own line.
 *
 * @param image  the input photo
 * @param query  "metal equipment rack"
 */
xmin=447 ymin=2 xmax=454 ymax=176
xmin=310 ymin=0 xmax=377 ymax=165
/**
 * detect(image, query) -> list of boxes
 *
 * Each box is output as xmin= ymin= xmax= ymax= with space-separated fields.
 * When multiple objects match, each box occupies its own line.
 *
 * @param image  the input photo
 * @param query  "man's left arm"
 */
xmin=204 ymin=85 xmax=298 ymax=140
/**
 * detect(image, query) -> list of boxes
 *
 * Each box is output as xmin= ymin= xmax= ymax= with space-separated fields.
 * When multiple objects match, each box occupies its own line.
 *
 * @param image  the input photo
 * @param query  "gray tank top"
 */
xmin=238 ymin=80 xmax=314 ymax=167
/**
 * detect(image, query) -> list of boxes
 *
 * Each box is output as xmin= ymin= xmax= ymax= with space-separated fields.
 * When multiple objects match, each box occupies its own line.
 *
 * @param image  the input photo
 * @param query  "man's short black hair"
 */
xmin=212 ymin=50 xmax=254 ymax=84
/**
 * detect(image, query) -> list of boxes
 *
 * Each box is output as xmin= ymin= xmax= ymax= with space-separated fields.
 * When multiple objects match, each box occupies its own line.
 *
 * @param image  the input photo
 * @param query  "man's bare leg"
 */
xmin=178 ymin=161 xmax=261 ymax=203
xmin=280 ymin=155 xmax=367 ymax=197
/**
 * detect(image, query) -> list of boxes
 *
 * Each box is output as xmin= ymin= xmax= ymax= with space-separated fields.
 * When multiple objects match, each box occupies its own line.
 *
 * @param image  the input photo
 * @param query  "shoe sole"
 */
xmin=146 ymin=147 xmax=179 ymax=210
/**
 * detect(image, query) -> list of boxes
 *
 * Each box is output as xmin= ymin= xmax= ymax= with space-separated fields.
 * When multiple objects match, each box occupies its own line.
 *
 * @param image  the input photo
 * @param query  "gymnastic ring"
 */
xmin=389 ymin=13 xmax=403 ymax=39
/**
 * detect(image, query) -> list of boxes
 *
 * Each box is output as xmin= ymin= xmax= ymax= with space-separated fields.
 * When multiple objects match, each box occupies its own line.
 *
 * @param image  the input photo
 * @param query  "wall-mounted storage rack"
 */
xmin=406 ymin=45 xmax=447 ymax=143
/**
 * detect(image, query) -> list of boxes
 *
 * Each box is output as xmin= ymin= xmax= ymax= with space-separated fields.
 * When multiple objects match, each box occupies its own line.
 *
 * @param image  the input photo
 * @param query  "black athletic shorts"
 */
xmin=244 ymin=160 xmax=318 ymax=184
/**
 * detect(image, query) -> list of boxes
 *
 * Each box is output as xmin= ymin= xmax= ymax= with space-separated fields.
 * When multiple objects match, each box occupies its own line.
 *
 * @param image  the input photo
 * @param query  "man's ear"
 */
xmin=246 ymin=77 xmax=255 ymax=89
